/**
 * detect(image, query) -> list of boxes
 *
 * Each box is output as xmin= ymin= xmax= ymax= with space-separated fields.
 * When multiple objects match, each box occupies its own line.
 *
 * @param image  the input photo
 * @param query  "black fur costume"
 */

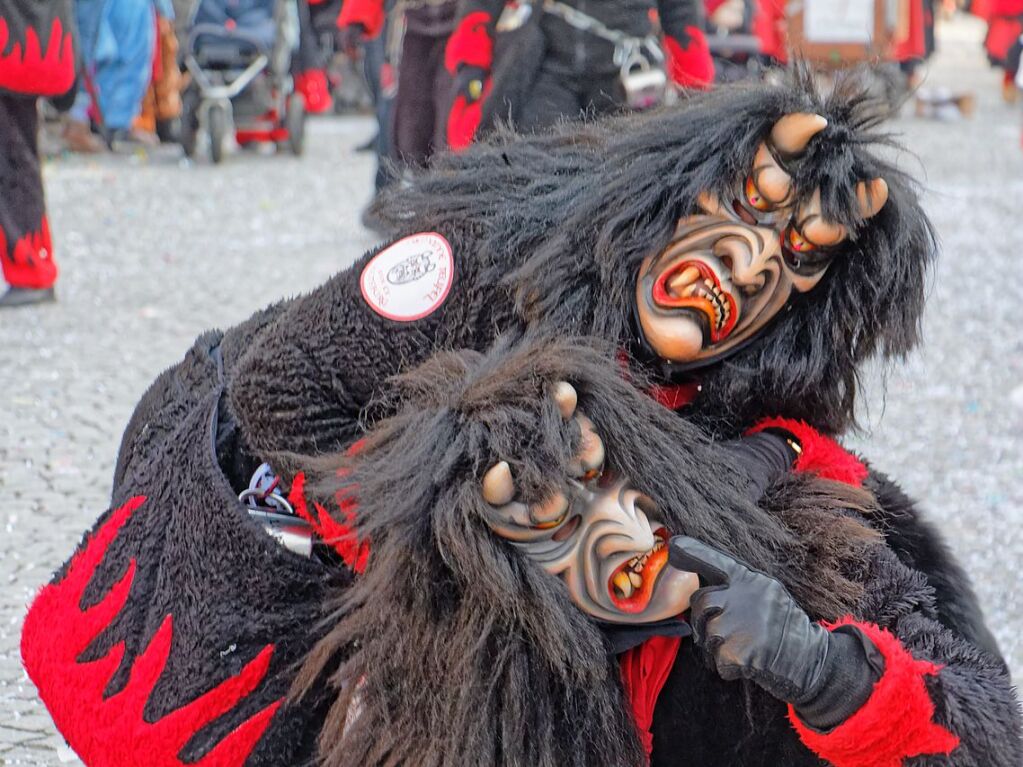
xmin=22 ymin=71 xmax=1021 ymax=766
xmin=295 ymin=338 xmax=1020 ymax=767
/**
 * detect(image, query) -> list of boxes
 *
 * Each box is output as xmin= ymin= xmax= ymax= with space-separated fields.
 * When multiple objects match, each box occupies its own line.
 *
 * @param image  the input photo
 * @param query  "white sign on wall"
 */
xmin=803 ymin=0 xmax=875 ymax=43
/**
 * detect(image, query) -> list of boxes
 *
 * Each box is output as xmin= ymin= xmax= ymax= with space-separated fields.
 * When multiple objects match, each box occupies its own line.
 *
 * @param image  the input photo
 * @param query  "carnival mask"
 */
xmin=480 ymin=382 xmax=699 ymax=624
xmin=636 ymin=113 xmax=889 ymax=367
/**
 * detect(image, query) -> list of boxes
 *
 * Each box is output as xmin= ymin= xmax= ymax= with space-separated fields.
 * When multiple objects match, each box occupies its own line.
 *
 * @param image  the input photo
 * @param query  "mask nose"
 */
xmin=593 ymin=492 xmax=656 ymax=559
xmin=714 ymin=228 xmax=780 ymax=293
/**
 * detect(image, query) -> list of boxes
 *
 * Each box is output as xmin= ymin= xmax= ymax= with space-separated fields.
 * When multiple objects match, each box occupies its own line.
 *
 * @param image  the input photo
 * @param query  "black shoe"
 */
xmin=107 ymin=127 xmax=159 ymax=153
xmin=0 ymin=286 xmax=56 ymax=308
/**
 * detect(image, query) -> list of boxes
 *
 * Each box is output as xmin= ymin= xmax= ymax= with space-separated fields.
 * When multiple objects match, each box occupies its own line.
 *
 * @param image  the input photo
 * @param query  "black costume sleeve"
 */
xmin=453 ymin=0 xmax=506 ymax=28
xmin=749 ymin=417 xmax=1008 ymax=668
xmin=788 ymin=547 xmax=1022 ymax=767
xmin=865 ymin=469 xmax=1005 ymax=663
xmin=655 ymin=0 xmax=704 ymax=41
xmin=654 ymin=0 xmax=714 ymax=87
xmin=225 ymin=236 xmax=509 ymax=459
xmin=22 ymin=332 xmax=341 ymax=767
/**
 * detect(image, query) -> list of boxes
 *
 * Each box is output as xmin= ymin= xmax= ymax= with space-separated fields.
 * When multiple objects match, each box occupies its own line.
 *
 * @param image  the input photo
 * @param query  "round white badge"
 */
xmin=359 ymin=232 xmax=455 ymax=322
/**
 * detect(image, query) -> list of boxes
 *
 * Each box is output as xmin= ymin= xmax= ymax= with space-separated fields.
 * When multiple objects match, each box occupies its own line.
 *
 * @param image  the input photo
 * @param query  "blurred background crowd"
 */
xmin=0 ymin=0 xmax=1021 ymax=309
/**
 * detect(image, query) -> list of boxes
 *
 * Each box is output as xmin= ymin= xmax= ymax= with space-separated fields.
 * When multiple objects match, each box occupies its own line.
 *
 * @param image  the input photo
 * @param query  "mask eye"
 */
xmin=731 ymin=198 xmax=759 ymax=226
xmin=745 ymin=176 xmax=773 ymax=212
xmin=783 ymin=226 xmax=833 ymax=272
xmin=786 ymin=226 xmax=814 ymax=253
xmin=533 ymin=513 xmax=567 ymax=530
xmin=533 ymin=504 xmax=570 ymax=530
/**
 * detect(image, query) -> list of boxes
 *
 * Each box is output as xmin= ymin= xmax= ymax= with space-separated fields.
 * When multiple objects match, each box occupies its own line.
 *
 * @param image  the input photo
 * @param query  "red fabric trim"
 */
xmin=664 ymin=28 xmax=715 ymax=89
xmin=985 ymin=0 xmax=1023 ymax=15
xmin=0 ymin=17 xmax=75 ymax=96
xmin=647 ymin=382 xmax=700 ymax=411
xmin=0 ymin=215 xmax=58 ymax=289
xmin=446 ymin=77 xmax=492 ymax=150
xmin=21 ymin=497 xmax=280 ymax=766
xmin=444 ymin=12 xmax=493 ymax=73
xmin=235 ymin=127 xmax=289 ymax=144
xmin=753 ymin=0 xmax=787 ymax=61
xmin=748 ymin=417 xmax=868 ymax=487
xmin=289 ymin=471 xmax=370 ymax=573
xmin=985 ymin=18 xmax=1023 ymax=62
xmin=612 ymin=350 xmax=700 ymax=411
xmin=295 ymin=70 xmax=333 ymax=114
xmin=619 ymin=635 xmax=682 ymax=760
xmin=972 ymin=0 xmax=993 ymax=17
xmin=789 ymin=618 xmax=959 ymax=767
xmin=892 ymin=0 xmax=926 ymax=62
xmin=337 ymin=0 xmax=385 ymax=40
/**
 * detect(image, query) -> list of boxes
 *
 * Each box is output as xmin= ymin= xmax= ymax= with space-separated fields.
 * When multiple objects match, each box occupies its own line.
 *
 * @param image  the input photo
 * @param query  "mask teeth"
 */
xmin=613 ymin=536 xmax=666 ymax=599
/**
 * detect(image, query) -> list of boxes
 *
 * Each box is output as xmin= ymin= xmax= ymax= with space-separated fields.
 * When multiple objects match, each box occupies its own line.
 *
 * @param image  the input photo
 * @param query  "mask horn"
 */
xmin=482 ymin=461 xmax=515 ymax=506
xmin=770 ymin=113 xmax=828 ymax=156
xmin=856 ymin=178 xmax=889 ymax=219
xmin=553 ymin=381 xmax=577 ymax=420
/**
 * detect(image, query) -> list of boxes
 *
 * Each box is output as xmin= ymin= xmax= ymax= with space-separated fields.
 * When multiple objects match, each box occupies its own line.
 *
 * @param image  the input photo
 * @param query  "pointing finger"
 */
xmin=668 ymin=536 xmax=746 ymax=589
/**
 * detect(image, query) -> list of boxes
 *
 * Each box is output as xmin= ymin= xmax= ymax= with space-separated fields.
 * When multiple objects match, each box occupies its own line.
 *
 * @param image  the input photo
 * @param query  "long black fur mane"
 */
xmin=293 ymin=337 xmax=880 ymax=766
xmin=374 ymin=68 xmax=936 ymax=435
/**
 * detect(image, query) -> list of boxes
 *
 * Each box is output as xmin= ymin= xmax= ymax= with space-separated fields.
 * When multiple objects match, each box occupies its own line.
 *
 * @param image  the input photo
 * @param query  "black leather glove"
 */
xmin=717 ymin=430 xmax=799 ymax=503
xmin=453 ymin=65 xmax=489 ymax=104
xmin=669 ymin=536 xmax=882 ymax=729
xmin=337 ymin=23 xmax=366 ymax=58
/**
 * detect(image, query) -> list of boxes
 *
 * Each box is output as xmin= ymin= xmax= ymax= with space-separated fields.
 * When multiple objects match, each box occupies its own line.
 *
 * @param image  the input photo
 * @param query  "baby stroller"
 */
xmin=180 ymin=0 xmax=306 ymax=163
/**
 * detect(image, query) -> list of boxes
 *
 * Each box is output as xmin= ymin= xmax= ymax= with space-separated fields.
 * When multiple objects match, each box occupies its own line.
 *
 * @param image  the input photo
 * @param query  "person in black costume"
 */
xmin=22 ymin=70 xmax=1021 ymax=767
xmin=0 ymin=0 xmax=77 ymax=307
xmin=445 ymin=0 xmax=714 ymax=147
xmin=339 ymin=0 xmax=459 ymax=167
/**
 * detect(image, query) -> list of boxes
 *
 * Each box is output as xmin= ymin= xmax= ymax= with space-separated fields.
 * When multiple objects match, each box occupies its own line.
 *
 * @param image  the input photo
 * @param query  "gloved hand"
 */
xmin=337 ymin=23 xmax=366 ymax=58
xmin=717 ymin=429 xmax=799 ymax=502
xmin=447 ymin=65 xmax=490 ymax=150
xmin=669 ymin=536 xmax=882 ymax=729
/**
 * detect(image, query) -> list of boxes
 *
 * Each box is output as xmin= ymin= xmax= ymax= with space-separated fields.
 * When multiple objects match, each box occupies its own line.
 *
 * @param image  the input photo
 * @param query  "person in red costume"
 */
xmin=444 ymin=0 xmax=714 ymax=149
xmin=973 ymin=0 xmax=1023 ymax=100
xmin=0 ymin=0 xmax=76 ymax=308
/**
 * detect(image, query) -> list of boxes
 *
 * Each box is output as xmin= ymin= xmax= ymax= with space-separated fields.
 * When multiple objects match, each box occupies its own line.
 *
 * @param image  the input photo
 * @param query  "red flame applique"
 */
xmin=289 ymin=472 xmax=370 ymax=574
xmin=0 ymin=16 xmax=75 ymax=96
xmin=21 ymin=497 xmax=282 ymax=767
xmin=0 ymin=215 xmax=58 ymax=289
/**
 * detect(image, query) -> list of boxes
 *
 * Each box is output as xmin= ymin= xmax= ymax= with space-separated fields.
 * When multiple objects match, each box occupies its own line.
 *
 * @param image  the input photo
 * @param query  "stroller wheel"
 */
xmin=285 ymin=94 xmax=306 ymax=156
xmin=209 ymin=104 xmax=227 ymax=164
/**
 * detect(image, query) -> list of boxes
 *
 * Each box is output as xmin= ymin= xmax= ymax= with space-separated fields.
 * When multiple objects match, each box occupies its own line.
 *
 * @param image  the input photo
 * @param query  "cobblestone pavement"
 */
xmin=1 ymin=14 xmax=1020 ymax=765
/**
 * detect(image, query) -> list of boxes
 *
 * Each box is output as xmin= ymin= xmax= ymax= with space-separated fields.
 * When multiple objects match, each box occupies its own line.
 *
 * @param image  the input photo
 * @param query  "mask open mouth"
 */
xmin=652 ymin=260 xmax=738 ymax=344
xmin=608 ymin=528 xmax=669 ymax=614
